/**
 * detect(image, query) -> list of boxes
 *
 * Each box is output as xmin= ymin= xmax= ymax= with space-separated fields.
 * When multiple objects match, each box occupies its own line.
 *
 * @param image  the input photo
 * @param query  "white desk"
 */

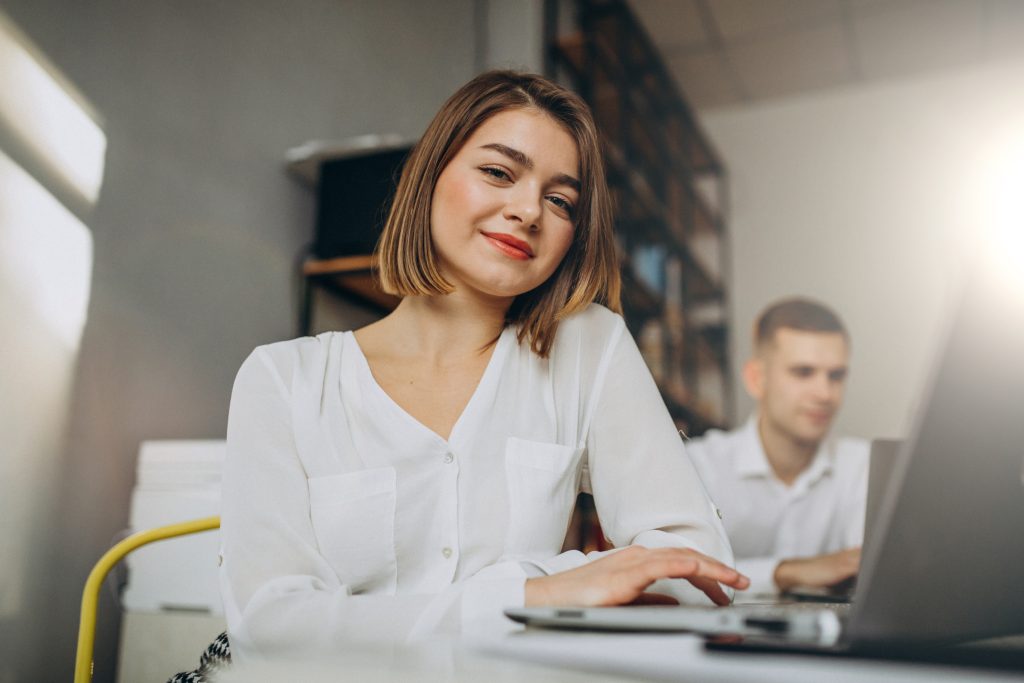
xmin=478 ymin=631 xmax=1024 ymax=682
xmin=215 ymin=637 xmax=650 ymax=683
xmin=215 ymin=631 xmax=1024 ymax=683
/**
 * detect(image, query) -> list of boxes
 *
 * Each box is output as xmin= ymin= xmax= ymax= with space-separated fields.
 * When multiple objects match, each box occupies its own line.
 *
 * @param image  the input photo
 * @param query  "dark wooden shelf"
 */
xmin=603 ymin=142 xmax=725 ymax=294
xmin=619 ymin=261 xmax=664 ymax=327
xmin=302 ymin=255 xmax=400 ymax=315
xmin=698 ymin=322 xmax=728 ymax=355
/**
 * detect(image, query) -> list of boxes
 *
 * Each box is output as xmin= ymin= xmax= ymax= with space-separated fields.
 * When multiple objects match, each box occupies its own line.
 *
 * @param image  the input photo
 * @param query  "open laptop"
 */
xmin=506 ymin=261 xmax=1024 ymax=652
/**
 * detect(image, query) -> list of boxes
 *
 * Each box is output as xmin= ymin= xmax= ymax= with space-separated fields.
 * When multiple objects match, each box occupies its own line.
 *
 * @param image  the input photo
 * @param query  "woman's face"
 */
xmin=430 ymin=107 xmax=580 ymax=302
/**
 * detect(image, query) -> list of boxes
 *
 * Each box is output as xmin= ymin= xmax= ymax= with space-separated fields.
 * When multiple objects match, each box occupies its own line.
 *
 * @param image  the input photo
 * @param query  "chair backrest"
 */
xmin=75 ymin=516 xmax=221 ymax=683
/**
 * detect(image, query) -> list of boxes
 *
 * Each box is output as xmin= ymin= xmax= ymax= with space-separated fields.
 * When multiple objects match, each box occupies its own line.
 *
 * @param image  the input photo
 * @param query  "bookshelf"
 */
xmin=545 ymin=0 xmax=734 ymax=436
xmin=286 ymin=139 xmax=409 ymax=336
xmin=544 ymin=0 xmax=734 ymax=553
xmin=297 ymin=254 xmax=399 ymax=336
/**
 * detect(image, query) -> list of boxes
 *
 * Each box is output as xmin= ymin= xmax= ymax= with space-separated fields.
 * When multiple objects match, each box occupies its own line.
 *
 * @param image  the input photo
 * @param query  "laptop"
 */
xmin=506 ymin=262 xmax=1024 ymax=653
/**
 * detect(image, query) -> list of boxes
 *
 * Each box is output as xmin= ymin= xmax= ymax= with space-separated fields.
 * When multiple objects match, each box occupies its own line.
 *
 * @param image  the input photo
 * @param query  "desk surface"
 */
xmin=216 ymin=637 xmax=648 ymax=683
xmin=216 ymin=631 xmax=1024 ymax=683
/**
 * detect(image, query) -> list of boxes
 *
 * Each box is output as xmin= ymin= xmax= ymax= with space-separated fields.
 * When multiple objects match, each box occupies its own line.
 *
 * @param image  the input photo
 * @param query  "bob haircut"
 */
xmin=375 ymin=70 xmax=622 ymax=358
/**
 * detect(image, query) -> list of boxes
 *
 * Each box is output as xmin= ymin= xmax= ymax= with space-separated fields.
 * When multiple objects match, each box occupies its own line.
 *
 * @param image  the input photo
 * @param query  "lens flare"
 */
xmin=978 ymin=135 xmax=1024 ymax=295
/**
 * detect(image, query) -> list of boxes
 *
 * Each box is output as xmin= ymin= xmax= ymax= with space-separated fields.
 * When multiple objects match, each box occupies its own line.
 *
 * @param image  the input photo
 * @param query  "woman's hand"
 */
xmin=524 ymin=545 xmax=750 ymax=607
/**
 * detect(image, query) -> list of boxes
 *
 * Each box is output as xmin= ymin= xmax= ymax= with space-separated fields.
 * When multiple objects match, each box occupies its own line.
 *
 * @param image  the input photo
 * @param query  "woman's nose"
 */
xmin=503 ymin=188 xmax=542 ymax=230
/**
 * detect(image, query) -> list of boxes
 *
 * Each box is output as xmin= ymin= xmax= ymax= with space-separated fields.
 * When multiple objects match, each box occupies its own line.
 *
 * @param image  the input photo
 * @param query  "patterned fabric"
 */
xmin=167 ymin=631 xmax=231 ymax=683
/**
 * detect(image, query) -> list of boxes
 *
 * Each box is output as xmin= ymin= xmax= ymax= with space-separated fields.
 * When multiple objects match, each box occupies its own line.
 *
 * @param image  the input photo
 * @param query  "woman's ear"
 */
xmin=742 ymin=357 xmax=765 ymax=401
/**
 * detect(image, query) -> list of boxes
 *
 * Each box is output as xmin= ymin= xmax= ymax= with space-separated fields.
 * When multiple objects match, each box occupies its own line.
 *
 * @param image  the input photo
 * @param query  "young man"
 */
xmin=686 ymin=298 xmax=868 ymax=596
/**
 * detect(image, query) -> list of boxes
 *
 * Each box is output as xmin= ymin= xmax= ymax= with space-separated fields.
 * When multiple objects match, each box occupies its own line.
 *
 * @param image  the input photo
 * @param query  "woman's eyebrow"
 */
xmin=552 ymin=172 xmax=581 ymax=192
xmin=481 ymin=143 xmax=533 ymax=169
xmin=480 ymin=143 xmax=580 ymax=191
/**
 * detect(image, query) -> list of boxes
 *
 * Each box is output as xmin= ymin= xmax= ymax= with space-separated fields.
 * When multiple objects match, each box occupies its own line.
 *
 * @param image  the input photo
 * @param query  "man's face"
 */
xmin=747 ymin=328 xmax=850 ymax=447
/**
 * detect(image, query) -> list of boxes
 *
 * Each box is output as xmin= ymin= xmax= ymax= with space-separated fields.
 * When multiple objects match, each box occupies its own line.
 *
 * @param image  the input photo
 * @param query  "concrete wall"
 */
xmin=701 ymin=57 xmax=1024 ymax=440
xmin=0 ymin=1 xmax=484 ymax=680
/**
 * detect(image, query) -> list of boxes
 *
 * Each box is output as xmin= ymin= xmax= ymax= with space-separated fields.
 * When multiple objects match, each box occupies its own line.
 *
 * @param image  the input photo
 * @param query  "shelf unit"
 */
xmin=544 ymin=0 xmax=734 ymax=554
xmin=297 ymin=254 xmax=399 ymax=337
xmin=545 ymin=0 xmax=734 ymax=436
xmin=286 ymin=138 xmax=408 ymax=336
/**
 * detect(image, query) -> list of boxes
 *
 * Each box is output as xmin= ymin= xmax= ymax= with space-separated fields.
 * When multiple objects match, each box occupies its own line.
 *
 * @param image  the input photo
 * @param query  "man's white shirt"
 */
xmin=685 ymin=418 xmax=869 ymax=595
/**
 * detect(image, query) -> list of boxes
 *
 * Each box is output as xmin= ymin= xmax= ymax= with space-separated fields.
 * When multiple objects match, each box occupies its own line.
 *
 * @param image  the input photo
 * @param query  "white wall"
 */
xmin=479 ymin=0 xmax=545 ymax=72
xmin=701 ymin=57 xmax=1024 ymax=440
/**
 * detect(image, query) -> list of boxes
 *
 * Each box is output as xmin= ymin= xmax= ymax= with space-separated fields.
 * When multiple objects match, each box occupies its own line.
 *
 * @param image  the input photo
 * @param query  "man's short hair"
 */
xmin=754 ymin=297 xmax=849 ymax=351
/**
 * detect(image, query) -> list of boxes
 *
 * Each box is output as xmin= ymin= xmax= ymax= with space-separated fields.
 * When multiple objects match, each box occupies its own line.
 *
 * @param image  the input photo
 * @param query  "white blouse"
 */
xmin=220 ymin=304 xmax=733 ymax=660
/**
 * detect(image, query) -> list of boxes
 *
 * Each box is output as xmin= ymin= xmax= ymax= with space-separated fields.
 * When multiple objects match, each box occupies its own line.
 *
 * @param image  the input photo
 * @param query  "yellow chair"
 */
xmin=75 ymin=516 xmax=221 ymax=683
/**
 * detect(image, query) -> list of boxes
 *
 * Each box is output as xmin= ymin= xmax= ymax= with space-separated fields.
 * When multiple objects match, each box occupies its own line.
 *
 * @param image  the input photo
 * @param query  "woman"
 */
xmin=220 ymin=70 xmax=748 ymax=661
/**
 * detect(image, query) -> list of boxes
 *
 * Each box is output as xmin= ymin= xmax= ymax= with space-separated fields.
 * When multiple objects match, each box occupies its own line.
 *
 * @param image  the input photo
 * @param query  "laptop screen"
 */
xmin=850 ymin=264 xmax=1024 ymax=644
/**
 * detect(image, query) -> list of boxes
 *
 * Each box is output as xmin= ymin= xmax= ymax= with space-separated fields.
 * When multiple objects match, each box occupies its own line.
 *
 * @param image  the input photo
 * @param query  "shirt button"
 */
xmin=716 ymin=507 xmax=723 ymax=520
xmin=443 ymin=452 xmax=454 ymax=464
xmin=442 ymin=547 xmax=453 ymax=559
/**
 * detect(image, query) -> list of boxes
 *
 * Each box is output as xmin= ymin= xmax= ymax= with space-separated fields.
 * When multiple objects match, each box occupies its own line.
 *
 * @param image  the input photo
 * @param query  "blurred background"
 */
xmin=0 ymin=1 xmax=1021 ymax=680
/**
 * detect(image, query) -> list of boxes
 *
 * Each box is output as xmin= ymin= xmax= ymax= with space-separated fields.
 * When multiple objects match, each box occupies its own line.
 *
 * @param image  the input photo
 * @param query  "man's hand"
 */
xmin=773 ymin=547 xmax=861 ymax=592
xmin=524 ymin=545 xmax=750 ymax=608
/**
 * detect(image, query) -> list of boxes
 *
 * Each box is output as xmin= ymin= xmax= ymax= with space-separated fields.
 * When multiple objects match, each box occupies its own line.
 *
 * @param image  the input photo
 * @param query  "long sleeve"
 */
xmin=219 ymin=349 xmax=527 ymax=661
xmin=583 ymin=319 xmax=736 ymax=605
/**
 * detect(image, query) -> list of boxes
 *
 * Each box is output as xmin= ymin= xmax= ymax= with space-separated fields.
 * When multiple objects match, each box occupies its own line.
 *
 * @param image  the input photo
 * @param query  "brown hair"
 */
xmin=754 ymin=297 xmax=849 ymax=352
xmin=375 ymin=70 xmax=621 ymax=357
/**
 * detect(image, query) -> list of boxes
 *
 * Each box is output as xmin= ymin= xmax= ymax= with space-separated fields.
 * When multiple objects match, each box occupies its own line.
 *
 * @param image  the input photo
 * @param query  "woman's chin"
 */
xmin=445 ymin=269 xmax=548 ymax=302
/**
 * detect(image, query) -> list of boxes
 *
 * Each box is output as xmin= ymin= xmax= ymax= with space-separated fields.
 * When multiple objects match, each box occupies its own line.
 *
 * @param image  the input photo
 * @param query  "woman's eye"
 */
xmin=481 ymin=166 xmax=511 ymax=181
xmin=546 ymin=195 xmax=575 ymax=217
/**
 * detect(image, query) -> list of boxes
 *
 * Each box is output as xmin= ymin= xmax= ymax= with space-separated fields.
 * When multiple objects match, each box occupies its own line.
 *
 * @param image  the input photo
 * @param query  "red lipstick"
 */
xmin=481 ymin=231 xmax=534 ymax=259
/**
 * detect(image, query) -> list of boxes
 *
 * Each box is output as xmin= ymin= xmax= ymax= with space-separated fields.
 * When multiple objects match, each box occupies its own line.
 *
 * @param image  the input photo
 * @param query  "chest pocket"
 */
xmin=307 ymin=467 xmax=397 ymax=594
xmin=503 ymin=437 xmax=584 ymax=558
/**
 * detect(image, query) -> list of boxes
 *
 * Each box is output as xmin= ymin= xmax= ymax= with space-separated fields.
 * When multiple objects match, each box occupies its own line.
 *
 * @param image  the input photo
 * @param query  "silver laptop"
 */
xmin=506 ymin=263 xmax=1024 ymax=652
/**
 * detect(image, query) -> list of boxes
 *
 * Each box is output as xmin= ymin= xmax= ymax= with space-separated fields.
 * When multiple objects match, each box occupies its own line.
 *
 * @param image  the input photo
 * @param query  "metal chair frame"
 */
xmin=74 ymin=516 xmax=221 ymax=683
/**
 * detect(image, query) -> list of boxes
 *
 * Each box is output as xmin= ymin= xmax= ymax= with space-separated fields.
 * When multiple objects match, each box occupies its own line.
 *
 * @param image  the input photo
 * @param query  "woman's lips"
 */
xmin=482 ymin=231 xmax=534 ymax=260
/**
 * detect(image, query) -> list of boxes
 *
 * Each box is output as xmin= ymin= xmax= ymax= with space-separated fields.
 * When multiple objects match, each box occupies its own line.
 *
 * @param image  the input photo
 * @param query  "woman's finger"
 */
xmin=688 ymin=557 xmax=750 ymax=589
xmin=630 ymin=551 xmax=750 ymax=605
xmin=687 ymin=576 xmax=732 ymax=606
xmin=636 ymin=557 xmax=700 ymax=584
xmin=655 ymin=555 xmax=748 ymax=589
xmin=641 ymin=549 xmax=746 ymax=580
